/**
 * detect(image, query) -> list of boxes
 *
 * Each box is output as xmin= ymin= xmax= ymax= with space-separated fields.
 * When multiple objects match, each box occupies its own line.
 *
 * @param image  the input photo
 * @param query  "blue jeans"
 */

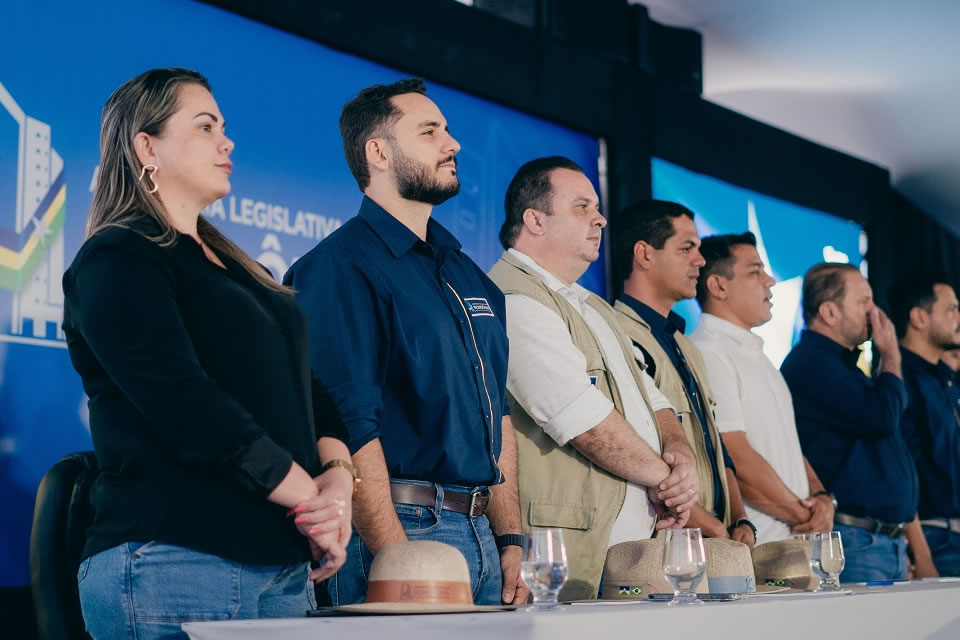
xmin=923 ymin=525 xmax=960 ymax=577
xmin=327 ymin=479 xmax=503 ymax=606
xmin=835 ymin=523 xmax=908 ymax=582
xmin=77 ymin=542 xmax=316 ymax=640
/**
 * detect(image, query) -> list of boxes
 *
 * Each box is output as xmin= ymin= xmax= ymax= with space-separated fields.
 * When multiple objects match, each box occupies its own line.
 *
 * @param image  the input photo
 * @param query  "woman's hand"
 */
xmin=291 ymin=466 xmax=354 ymax=582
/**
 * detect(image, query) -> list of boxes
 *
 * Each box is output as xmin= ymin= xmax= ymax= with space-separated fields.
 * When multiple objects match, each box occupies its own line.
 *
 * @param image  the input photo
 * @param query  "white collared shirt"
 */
xmin=690 ymin=312 xmax=809 ymax=542
xmin=503 ymin=249 xmax=672 ymax=547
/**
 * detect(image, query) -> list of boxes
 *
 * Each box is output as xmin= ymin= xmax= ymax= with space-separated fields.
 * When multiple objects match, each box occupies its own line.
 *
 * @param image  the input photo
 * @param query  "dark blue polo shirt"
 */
xmin=284 ymin=196 xmax=508 ymax=487
xmin=618 ymin=294 xmax=734 ymax=519
xmin=780 ymin=330 xmax=917 ymax=524
xmin=900 ymin=347 xmax=960 ymax=520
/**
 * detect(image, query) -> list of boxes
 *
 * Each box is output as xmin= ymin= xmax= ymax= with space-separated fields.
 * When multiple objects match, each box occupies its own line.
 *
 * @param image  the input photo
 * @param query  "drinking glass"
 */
xmin=520 ymin=528 xmax=568 ymax=610
xmin=810 ymin=531 xmax=845 ymax=591
xmin=661 ymin=528 xmax=707 ymax=606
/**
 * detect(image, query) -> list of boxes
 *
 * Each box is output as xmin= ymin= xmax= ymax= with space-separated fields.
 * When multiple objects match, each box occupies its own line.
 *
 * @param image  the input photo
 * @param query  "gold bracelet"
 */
xmin=321 ymin=459 xmax=361 ymax=499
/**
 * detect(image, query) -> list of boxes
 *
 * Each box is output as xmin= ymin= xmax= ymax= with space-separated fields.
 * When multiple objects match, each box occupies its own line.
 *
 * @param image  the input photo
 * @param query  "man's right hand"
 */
xmin=657 ymin=450 xmax=699 ymax=515
xmin=869 ymin=307 xmax=899 ymax=357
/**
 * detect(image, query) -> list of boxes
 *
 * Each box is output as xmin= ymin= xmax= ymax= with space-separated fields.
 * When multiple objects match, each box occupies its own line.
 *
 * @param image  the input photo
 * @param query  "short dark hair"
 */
xmin=695 ymin=232 xmax=758 ymax=308
xmin=801 ymin=262 xmax=861 ymax=324
xmin=613 ymin=200 xmax=695 ymax=281
xmin=500 ymin=156 xmax=585 ymax=249
xmin=339 ymin=78 xmax=427 ymax=191
xmin=887 ymin=274 xmax=950 ymax=338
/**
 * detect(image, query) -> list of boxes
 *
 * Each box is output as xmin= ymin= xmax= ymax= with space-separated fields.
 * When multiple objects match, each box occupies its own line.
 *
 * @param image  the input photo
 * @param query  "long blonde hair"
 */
xmin=87 ymin=67 xmax=289 ymax=293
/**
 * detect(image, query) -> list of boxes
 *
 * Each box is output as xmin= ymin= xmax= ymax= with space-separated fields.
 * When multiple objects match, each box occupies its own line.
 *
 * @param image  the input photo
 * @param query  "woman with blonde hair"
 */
xmin=65 ymin=67 xmax=356 ymax=639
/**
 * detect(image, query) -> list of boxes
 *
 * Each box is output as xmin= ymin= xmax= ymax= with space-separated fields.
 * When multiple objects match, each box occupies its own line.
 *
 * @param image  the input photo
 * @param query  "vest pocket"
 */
xmin=528 ymin=502 xmax=596 ymax=530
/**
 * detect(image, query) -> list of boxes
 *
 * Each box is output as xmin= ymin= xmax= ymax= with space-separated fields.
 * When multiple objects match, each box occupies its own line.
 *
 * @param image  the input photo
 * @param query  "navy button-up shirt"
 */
xmin=284 ymin=196 xmax=508 ymax=487
xmin=618 ymin=295 xmax=734 ymax=519
xmin=900 ymin=347 xmax=960 ymax=519
xmin=781 ymin=330 xmax=917 ymax=523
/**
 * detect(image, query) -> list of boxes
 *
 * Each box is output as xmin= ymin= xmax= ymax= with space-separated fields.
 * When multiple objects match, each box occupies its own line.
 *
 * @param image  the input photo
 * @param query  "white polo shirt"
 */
xmin=503 ymin=249 xmax=673 ymax=547
xmin=690 ymin=312 xmax=809 ymax=543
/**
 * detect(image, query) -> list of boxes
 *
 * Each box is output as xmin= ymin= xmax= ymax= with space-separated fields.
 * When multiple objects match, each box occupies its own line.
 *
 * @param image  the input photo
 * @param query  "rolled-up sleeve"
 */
xmin=66 ymin=239 xmax=292 ymax=497
xmin=504 ymin=294 xmax=615 ymax=446
xmin=286 ymin=248 xmax=386 ymax=454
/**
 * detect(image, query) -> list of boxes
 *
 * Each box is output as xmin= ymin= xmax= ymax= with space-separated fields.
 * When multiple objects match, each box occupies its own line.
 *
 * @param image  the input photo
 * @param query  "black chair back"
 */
xmin=29 ymin=451 xmax=97 ymax=640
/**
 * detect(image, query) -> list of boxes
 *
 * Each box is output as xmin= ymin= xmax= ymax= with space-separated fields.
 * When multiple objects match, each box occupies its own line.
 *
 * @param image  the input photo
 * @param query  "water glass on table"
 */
xmin=662 ymin=528 xmax=707 ymax=606
xmin=520 ymin=528 xmax=568 ymax=610
xmin=810 ymin=530 xmax=845 ymax=591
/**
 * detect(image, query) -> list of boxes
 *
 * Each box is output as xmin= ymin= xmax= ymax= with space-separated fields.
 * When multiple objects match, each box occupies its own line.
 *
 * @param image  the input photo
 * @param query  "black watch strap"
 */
xmin=812 ymin=490 xmax=839 ymax=510
xmin=729 ymin=518 xmax=758 ymax=540
xmin=495 ymin=533 xmax=524 ymax=551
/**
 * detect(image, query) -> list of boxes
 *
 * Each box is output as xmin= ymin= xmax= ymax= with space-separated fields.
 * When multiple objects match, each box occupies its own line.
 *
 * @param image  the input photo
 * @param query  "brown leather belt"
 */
xmin=390 ymin=483 xmax=490 ymax=517
xmin=835 ymin=512 xmax=907 ymax=538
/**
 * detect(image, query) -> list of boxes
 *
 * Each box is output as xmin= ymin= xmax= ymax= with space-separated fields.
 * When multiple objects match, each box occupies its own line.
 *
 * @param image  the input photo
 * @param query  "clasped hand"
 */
xmin=649 ymin=449 xmax=700 ymax=529
xmin=290 ymin=468 xmax=354 ymax=582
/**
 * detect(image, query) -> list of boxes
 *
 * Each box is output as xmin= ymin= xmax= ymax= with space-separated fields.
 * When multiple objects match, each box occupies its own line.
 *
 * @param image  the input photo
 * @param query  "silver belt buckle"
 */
xmin=468 ymin=488 xmax=490 ymax=517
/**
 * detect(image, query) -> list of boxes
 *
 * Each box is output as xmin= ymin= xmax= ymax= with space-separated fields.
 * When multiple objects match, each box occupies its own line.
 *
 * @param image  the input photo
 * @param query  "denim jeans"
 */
xmin=77 ymin=541 xmax=316 ymax=640
xmin=835 ymin=523 xmax=908 ymax=582
xmin=327 ymin=479 xmax=503 ymax=606
xmin=923 ymin=525 xmax=960 ymax=577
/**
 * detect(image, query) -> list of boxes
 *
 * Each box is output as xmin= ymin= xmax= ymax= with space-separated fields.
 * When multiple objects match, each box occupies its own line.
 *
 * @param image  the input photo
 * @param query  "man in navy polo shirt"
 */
xmin=890 ymin=275 xmax=960 ymax=575
xmin=781 ymin=263 xmax=934 ymax=581
xmin=285 ymin=79 xmax=527 ymax=606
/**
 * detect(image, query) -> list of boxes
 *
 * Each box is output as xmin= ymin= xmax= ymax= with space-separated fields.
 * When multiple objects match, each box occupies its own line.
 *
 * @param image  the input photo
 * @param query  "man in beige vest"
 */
xmin=612 ymin=200 xmax=755 ymax=547
xmin=488 ymin=157 xmax=699 ymax=600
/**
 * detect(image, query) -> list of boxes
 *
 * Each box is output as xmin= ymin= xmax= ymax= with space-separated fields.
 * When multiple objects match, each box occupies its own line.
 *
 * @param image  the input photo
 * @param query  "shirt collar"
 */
xmin=697 ymin=312 xmax=765 ymax=350
xmin=800 ymin=329 xmax=862 ymax=368
xmin=358 ymin=195 xmax=461 ymax=258
xmin=901 ymin=346 xmax=956 ymax=382
xmin=618 ymin=294 xmax=686 ymax=336
xmin=507 ymin=248 xmax=590 ymax=302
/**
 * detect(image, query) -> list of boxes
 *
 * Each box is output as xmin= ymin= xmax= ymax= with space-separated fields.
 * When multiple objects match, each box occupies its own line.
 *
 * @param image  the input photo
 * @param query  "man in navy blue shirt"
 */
xmin=890 ymin=275 xmax=960 ymax=575
xmin=285 ymin=79 xmax=527 ymax=606
xmin=781 ymin=263 xmax=934 ymax=581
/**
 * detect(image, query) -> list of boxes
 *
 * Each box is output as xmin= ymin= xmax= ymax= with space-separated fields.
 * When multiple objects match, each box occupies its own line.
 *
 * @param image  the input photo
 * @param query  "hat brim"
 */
xmin=320 ymin=603 xmax=517 ymax=615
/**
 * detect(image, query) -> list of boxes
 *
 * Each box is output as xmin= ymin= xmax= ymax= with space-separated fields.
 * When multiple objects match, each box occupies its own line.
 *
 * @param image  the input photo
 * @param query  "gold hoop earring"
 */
xmin=138 ymin=164 xmax=159 ymax=194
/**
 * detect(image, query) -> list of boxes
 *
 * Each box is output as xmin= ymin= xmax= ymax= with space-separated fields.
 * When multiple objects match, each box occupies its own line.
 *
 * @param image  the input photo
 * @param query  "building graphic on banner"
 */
xmin=0 ymin=80 xmax=66 ymax=347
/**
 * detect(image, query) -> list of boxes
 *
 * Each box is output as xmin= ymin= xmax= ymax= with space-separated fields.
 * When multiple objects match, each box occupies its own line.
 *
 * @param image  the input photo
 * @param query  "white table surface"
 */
xmin=183 ymin=580 xmax=960 ymax=640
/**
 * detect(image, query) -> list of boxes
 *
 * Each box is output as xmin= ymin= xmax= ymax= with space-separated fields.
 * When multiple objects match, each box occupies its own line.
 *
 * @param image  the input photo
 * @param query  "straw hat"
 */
xmin=599 ymin=538 xmax=709 ymax=599
xmin=703 ymin=538 xmax=756 ymax=593
xmin=751 ymin=539 xmax=819 ymax=591
xmin=333 ymin=540 xmax=514 ymax=614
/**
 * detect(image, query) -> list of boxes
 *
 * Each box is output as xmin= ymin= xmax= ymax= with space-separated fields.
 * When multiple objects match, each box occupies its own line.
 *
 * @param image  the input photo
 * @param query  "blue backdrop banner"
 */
xmin=0 ymin=0 xmax=602 ymax=586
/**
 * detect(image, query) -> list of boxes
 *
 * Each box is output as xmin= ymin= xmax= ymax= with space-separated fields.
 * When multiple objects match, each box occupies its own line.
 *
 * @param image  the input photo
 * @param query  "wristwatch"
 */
xmin=495 ymin=533 xmax=524 ymax=552
xmin=321 ymin=459 xmax=361 ymax=499
xmin=812 ymin=490 xmax=838 ymax=511
xmin=729 ymin=518 xmax=757 ymax=540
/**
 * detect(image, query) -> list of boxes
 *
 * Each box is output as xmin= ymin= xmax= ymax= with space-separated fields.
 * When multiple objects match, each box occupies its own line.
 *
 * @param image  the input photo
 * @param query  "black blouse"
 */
xmin=62 ymin=217 xmax=347 ymax=565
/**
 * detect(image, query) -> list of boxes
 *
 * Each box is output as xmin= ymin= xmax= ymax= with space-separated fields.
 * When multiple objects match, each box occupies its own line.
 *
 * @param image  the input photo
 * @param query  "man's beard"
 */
xmin=392 ymin=144 xmax=460 ymax=206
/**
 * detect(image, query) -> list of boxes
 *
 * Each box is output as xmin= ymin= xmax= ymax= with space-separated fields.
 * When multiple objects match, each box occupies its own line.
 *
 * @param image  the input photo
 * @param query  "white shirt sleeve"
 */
xmin=504 ymin=294 xmax=615 ymax=446
xmin=697 ymin=346 xmax=746 ymax=433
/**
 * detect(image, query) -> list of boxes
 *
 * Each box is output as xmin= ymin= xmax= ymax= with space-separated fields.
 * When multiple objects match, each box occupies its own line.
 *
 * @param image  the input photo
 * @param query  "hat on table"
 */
xmin=703 ymin=538 xmax=757 ymax=593
xmin=599 ymin=537 xmax=709 ymax=599
xmin=751 ymin=539 xmax=819 ymax=591
xmin=334 ymin=540 xmax=514 ymax=614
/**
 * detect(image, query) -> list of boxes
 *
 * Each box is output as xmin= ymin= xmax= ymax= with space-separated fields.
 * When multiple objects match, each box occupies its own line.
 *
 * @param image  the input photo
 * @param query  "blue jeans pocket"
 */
xmin=924 ymin=527 xmax=950 ymax=555
xmin=838 ymin=526 xmax=873 ymax=553
xmin=396 ymin=503 xmax=441 ymax=536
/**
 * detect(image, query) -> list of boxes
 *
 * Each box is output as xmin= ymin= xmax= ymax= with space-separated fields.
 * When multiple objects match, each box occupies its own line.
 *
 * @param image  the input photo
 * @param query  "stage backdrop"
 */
xmin=652 ymin=158 xmax=866 ymax=368
xmin=0 ymin=0 xmax=603 ymax=586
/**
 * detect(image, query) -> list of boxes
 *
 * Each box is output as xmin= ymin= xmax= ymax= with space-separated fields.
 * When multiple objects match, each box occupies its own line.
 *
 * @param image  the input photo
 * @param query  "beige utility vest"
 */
xmin=613 ymin=300 xmax=731 ymax=526
xmin=488 ymin=251 xmax=662 ymax=601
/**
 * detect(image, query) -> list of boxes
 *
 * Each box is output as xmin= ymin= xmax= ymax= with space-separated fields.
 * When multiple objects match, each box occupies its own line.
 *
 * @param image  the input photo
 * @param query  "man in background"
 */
xmin=690 ymin=231 xmax=834 ymax=544
xmin=889 ymin=275 xmax=960 ymax=575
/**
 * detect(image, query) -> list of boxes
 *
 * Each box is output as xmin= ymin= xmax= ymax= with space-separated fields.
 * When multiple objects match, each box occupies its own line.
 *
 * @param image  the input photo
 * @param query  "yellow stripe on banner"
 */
xmin=0 ymin=185 xmax=66 ymax=269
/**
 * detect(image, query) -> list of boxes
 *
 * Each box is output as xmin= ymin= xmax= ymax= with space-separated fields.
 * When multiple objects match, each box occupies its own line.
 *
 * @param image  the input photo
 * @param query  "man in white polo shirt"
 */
xmin=690 ymin=232 xmax=835 ymax=543
xmin=487 ymin=156 xmax=699 ymax=599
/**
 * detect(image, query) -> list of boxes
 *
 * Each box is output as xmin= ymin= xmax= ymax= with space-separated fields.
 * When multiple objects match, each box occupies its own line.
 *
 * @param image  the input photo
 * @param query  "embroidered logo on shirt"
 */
xmin=589 ymin=375 xmax=598 ymax=385
xmin=463 ymin=297 xmax=495 ymax=318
